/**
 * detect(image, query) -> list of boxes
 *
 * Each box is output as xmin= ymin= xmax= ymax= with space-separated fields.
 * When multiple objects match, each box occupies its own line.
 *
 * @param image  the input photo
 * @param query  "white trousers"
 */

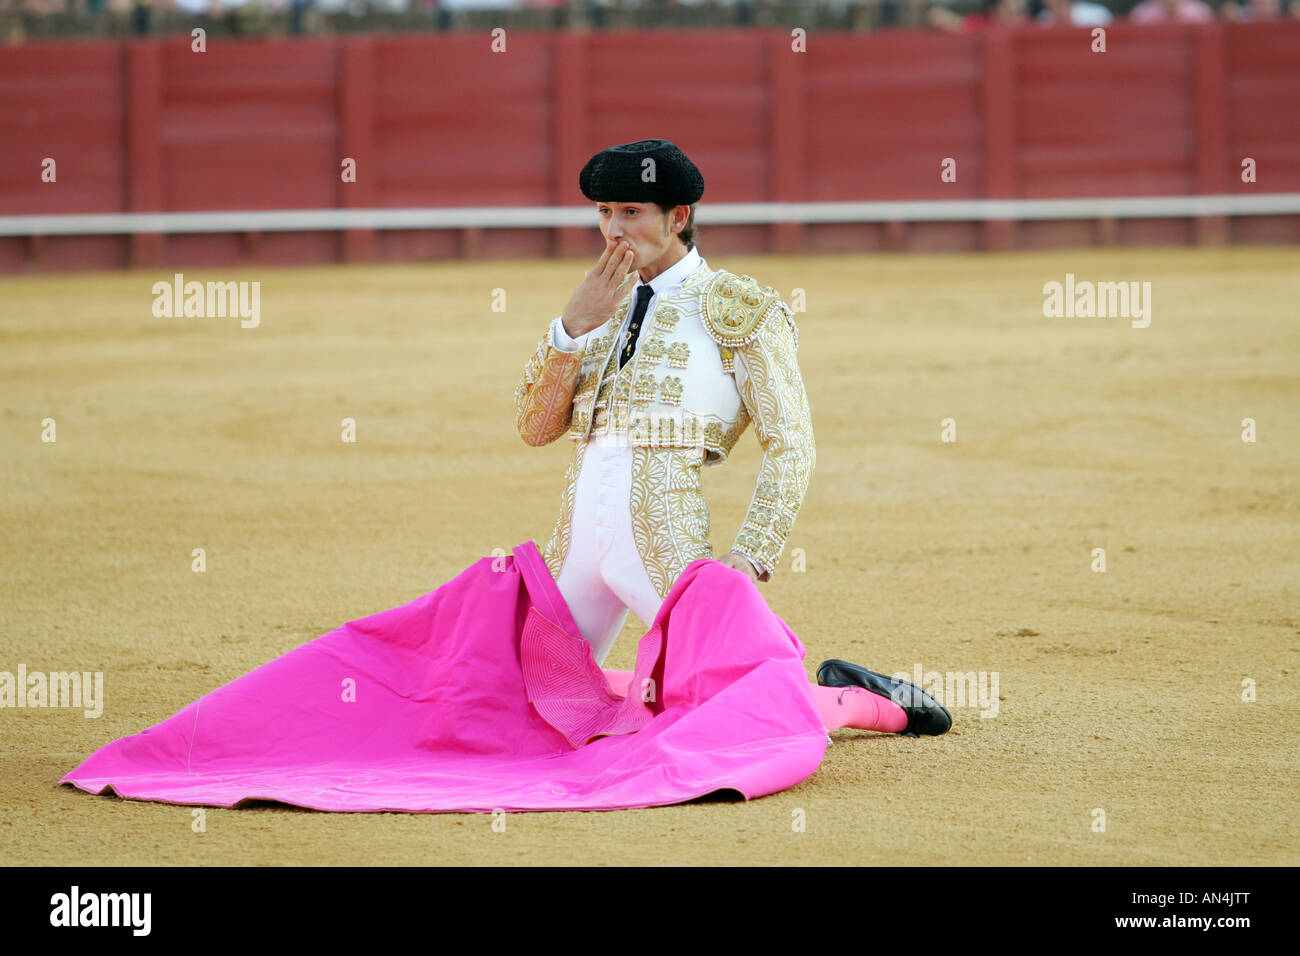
xmin=553 ymin=432 xmax=665 ymax=667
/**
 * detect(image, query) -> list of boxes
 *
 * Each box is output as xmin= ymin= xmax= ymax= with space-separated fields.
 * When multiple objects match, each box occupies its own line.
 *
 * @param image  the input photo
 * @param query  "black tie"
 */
xmin=620 ymin=284 xmax=656 ymax=370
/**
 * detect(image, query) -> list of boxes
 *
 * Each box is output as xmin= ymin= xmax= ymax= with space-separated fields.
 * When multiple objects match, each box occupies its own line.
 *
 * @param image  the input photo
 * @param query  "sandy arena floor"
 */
xmin=1 ymin=246 xmax=1297 ymax=865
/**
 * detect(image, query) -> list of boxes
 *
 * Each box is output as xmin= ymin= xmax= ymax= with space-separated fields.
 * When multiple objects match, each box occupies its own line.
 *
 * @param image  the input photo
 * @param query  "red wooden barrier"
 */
xmin=0 ymin=23 xmax=1297 ymax=273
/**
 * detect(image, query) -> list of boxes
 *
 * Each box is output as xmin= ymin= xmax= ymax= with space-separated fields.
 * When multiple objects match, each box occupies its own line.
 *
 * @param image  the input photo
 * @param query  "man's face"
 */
xmin=597 ymin=201 xmax=679 ymax=270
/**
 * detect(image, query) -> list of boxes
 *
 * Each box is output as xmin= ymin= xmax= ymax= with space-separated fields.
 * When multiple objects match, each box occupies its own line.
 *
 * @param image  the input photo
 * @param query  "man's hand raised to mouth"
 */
xmin=560 ymin=236 xmax=639 ymax=339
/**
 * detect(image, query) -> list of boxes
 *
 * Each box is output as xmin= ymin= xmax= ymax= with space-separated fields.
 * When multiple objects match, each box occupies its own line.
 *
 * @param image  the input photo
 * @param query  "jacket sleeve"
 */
xmin=514 ymin=320 xmax=584 ymax=447
xmin=728 ymin=302 xmax=816 ymax=581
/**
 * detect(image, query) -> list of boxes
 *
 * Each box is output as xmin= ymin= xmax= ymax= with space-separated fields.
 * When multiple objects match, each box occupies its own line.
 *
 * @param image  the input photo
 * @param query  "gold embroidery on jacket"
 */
xmin=654 ymin=305 xmax=681 ymax=331
xmin=629 ymin=446 xmax=713 ymax=599
xmin=515 ymin=328 xmax=582 ymax=446
xmin=658 ymin=376 xmax=683 ymax=406
xmin=702 ymin=272 xmax=785 ymax=347
xmin=727 ymin=300 xmax=815 ymax=577
xmin=641 ymin=334 xmax=668 ymax=362
xmin=567 ymin=300 xmax=631 ymax=442
xmin=631 ymin=370 xmax=659 ymax=406
xmin=666 ymin=341 xmax=691 ymax=369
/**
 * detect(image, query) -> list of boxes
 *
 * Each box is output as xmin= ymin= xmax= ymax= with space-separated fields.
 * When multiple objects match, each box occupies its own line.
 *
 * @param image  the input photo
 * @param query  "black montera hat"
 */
xmin=579 ymin=139 xmax=704 ymax=207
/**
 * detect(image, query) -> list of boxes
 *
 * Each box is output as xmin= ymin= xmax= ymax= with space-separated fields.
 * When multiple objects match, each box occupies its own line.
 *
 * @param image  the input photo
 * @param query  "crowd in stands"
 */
xmin=9 ymin=0 xmax=570 ymax=11
xmin=928 ymin=0 xmax=1292 ymax=30
xmin=1 ymin=0 xmax=1295 ymax=30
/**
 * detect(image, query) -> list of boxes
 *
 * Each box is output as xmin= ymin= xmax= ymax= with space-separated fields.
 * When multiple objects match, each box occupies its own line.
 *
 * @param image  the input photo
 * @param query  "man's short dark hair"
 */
xmin=655 ymin=202 xmax=697 ymax=251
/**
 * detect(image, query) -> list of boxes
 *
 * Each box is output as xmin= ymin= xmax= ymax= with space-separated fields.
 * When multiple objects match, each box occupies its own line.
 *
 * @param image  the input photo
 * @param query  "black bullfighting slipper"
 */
xmin=816 ymin=659 xmax=952 ymax=737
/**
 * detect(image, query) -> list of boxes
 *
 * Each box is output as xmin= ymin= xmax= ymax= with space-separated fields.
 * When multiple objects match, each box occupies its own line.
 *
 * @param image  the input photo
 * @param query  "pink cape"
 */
xmin=61 ymin=542 xmax=828 ymax=812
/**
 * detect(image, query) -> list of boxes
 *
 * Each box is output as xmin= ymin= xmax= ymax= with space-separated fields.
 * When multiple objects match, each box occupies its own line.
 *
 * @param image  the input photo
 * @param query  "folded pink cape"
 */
xmin=61 ymin=541 xmax=827 ymax=812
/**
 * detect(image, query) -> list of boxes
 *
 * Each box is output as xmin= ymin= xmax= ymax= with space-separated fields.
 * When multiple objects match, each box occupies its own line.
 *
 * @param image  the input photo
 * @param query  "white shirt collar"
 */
xmin=634 ymin=245 xmax=702 ymax=298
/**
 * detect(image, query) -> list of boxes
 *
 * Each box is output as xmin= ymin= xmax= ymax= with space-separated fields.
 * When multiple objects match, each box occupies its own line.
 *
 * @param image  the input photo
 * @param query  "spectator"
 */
xmin=130 ymin=0 xmax=151 ymax=33
xmin=1038 ymin=0 xmax=1112 ymax=24
xmin=1128 ymin=0 xmax=1215 ymax=22
xmin=1221 ymin=0 xmax=1283 ymax=18
xmin=929 ymin=0 xmax=1030 ymax=31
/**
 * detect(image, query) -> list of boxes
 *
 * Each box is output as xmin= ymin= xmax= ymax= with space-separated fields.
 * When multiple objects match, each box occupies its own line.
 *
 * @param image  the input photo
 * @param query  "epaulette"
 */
xmin=701 ymin=271 xmax=789 ymax=348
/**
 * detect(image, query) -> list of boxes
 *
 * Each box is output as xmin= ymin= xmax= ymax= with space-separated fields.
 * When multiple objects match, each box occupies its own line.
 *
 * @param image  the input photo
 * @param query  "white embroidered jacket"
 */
xmin=514 ymin=257 xmax=815 ymax=596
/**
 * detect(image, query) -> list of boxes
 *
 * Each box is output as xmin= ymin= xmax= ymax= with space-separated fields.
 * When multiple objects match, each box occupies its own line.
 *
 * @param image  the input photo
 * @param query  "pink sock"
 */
xmin=811 ymin=683 xmax=910 ymax=734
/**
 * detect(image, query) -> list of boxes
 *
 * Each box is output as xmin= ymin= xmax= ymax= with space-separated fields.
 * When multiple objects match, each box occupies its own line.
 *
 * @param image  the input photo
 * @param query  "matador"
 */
xmin=513 ymin=139 xmax=952 ymax=737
